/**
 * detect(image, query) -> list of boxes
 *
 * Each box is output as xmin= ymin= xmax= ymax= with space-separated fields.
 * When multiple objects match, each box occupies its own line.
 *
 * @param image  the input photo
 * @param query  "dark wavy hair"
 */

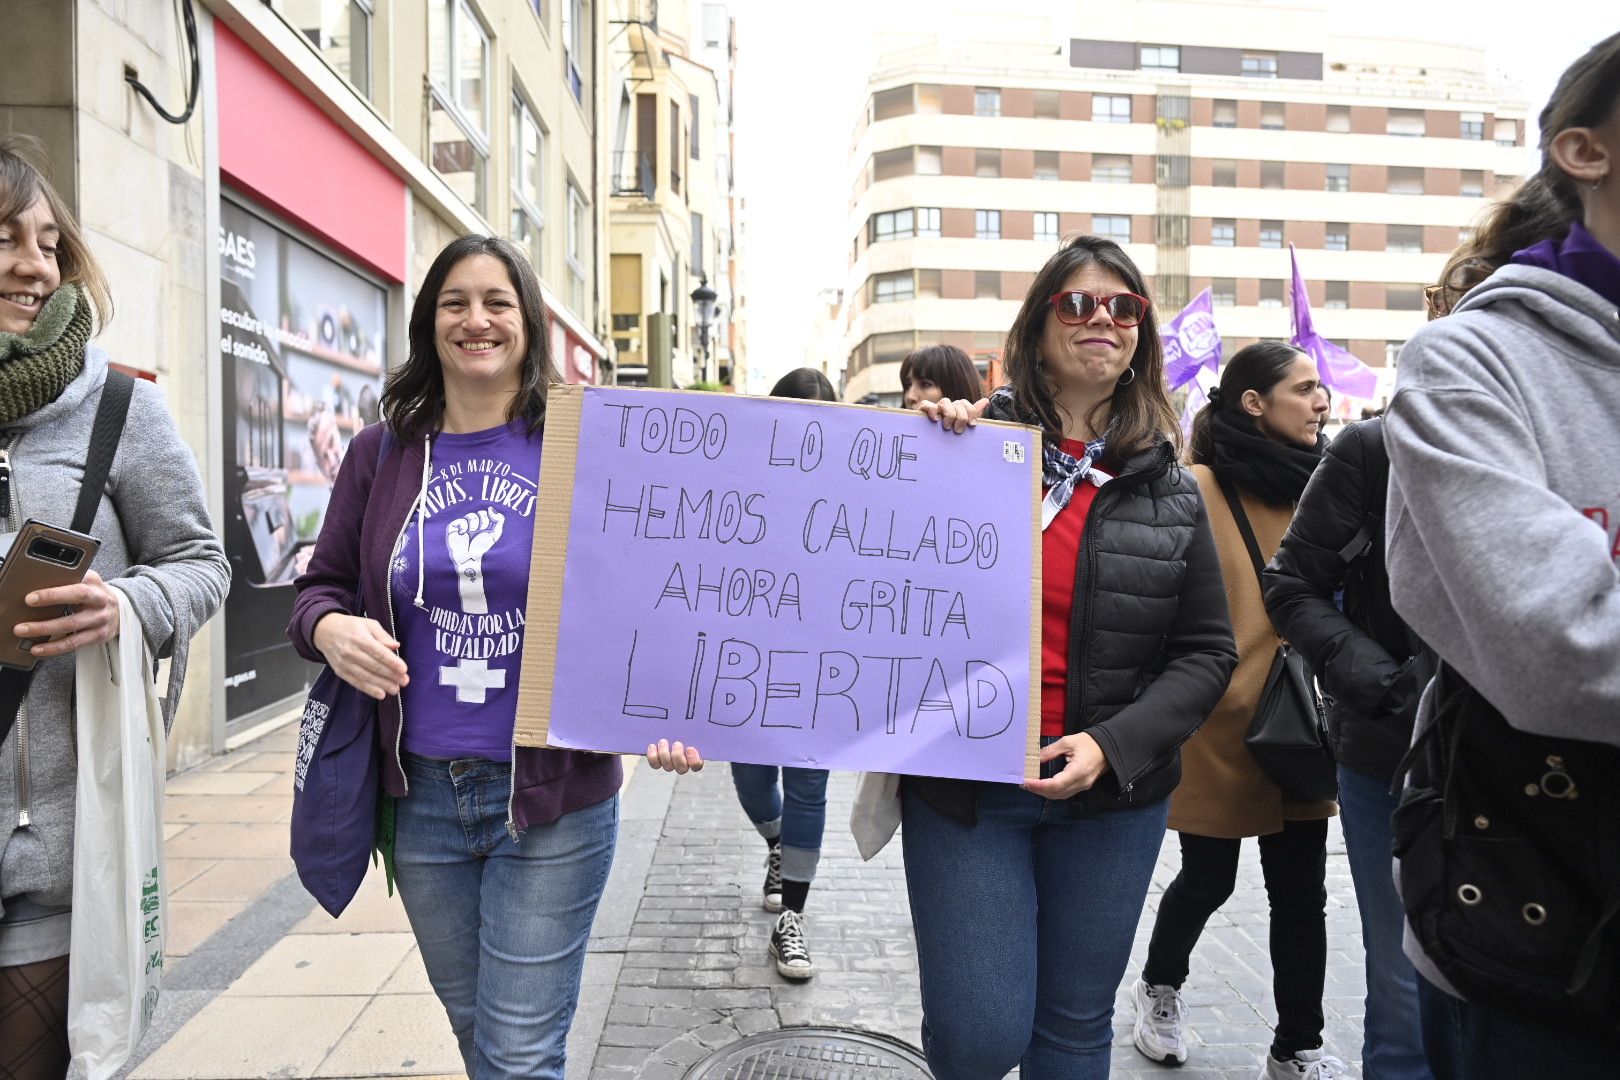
xmin=769 ymin=367 xmax=837 ymax=401
xmin=383 ymin=235 xmax=558 ymax=438
xmin=899 ymin=343 xmax=982 ymax=403
xmin=1002 ymin=234 xmax=1177 ymax=456
xmin=1187 ymin=341 xmax=1307 ymax=464
xmin=1466 ymin=32 xmax=1620 ymax=280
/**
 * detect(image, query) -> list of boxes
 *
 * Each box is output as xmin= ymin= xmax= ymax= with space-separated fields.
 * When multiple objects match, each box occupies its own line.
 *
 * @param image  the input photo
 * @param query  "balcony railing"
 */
xmin=612 ymin=151 xmax=654 ymax=197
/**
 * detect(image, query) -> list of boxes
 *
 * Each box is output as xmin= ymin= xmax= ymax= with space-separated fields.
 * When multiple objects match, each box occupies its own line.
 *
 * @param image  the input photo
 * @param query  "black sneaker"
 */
xmin=770 ymin=909 xmax=814 ymax=980
xmin=762 ymin=845 xmax=783 ymax=912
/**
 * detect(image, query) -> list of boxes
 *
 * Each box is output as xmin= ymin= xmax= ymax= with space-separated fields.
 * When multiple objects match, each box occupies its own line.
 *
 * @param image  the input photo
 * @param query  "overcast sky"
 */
xmin=725 ymin=0 xmax=1600 ymax=390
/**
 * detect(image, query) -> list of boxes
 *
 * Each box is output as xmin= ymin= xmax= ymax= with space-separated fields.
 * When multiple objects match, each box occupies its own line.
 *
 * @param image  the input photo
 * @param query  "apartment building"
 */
xmin=607 ymin=0 xmax=746 ymax=390
xmin=841 ymin=0 xmax=1528 ymax=409
xmin=2 ymin=0 xmax=612 ymax=760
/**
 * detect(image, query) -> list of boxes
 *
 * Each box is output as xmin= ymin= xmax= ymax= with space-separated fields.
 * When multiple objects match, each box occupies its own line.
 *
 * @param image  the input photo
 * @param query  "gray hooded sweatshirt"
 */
xmin=0 ymin=345 xmax=229 ymax=914
xmin=1385 ymin=262 xmax=1620 ymax=987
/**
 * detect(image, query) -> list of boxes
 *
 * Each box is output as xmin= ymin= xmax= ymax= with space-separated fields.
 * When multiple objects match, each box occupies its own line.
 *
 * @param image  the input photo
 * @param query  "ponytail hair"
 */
xmin=1188 ymin=341 xmax=1305 ymax=465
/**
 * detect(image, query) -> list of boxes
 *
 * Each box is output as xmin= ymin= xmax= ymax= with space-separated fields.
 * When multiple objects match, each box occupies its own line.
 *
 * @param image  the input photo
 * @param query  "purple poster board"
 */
xmin=515 ymin=385 xmax=1042 ymax=784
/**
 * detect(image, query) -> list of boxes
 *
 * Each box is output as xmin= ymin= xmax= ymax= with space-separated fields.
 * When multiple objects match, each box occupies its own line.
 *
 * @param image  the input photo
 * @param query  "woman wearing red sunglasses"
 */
xmin=909 ymin=234 xmax=1237 ymax=1079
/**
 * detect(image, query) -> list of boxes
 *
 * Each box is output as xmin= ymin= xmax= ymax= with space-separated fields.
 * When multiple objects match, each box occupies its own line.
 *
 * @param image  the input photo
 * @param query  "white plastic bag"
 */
xmin=69 ymin=590 xmax=166 ymax=1080
xmin=850 ymin=772 xmax=902 ymax=860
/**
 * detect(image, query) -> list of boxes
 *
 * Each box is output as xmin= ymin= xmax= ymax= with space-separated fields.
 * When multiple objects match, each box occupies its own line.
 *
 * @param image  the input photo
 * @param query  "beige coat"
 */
xmin=1168 ymin=466 xmax=1338 ymax=839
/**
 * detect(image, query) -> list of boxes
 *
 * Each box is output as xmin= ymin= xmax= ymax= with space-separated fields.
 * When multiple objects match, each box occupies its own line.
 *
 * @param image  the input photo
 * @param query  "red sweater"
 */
xmin=1040 ymin=441 xmax=1106 ymax=737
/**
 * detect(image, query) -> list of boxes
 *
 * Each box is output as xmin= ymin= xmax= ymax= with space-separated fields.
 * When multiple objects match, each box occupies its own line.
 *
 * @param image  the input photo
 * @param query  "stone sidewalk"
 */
xmin=112 ymin=721 xmax=1368 ymax=1079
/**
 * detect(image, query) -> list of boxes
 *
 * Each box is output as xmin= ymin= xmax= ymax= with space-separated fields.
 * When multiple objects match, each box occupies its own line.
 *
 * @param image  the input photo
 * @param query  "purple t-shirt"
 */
xmin=394 ymin=420 xmax=541 ymax=761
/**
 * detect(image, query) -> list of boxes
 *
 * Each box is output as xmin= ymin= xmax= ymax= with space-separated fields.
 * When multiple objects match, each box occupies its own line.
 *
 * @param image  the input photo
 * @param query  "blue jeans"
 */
xmin=901 ymin=784 xmax=1170 ymax=1080
xmin=1418 ymin=974 xmax=1620 ymax=1079
xmin=393 ymin=753 xmax=617 ymax=1080
xmin=1338 ymin=765 xmax=1432 ymax=1080
xmin=730 ymin=764 xmax=828 ymax=882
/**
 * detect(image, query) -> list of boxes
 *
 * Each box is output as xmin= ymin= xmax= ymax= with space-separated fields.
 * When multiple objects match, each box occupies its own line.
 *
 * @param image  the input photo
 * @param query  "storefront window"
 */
xmin=429 ymin=0 xmax=491 ymax=215
xmin=511 ymin=94 xmax=546 ymax=272
xmin=275 ymin=0 xmax=373 ymax=98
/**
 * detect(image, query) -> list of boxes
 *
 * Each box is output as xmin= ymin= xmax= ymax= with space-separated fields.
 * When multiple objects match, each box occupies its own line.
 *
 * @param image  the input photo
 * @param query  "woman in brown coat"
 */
xmin=1129 ymin=341 xmax=1342 ymax=1080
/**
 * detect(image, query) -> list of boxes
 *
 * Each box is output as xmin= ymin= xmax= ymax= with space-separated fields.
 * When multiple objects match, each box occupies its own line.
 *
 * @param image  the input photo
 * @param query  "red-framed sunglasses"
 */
xmin=1048 ymin=290 xmax=1151 ymax=327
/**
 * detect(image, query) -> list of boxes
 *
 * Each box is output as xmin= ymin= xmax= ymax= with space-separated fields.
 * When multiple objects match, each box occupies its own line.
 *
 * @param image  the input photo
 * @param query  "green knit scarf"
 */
xmin=0 ymin=284 xmax=91 ymax=425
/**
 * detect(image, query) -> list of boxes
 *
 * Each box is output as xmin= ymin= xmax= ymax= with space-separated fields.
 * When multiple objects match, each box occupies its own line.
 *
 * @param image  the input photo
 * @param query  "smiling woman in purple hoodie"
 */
xmin=289 ymin=236 xmax=621 ymax=1080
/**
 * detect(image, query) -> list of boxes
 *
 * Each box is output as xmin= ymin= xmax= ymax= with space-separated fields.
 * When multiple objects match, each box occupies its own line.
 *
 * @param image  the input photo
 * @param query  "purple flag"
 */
xmin=1290 ymin=245 xmax=1380 ymax=399
xmin=1179 ymin=363 xmax=1218 ymax=440
xmin=1163 ymin=287 xmax=1222 ymax=390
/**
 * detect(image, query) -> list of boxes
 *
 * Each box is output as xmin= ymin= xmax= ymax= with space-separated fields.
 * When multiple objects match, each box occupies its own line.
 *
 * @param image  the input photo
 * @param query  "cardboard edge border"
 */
xmin=514 ymin=383 xmax=584 ymax=748
xmin=1024 ymin=427 xmax=1042 ymax=783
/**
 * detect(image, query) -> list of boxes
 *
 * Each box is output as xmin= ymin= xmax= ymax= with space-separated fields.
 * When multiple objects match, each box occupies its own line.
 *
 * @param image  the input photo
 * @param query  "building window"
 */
xmin=1324 ymin=280 xmax=1349 ymax=309
xmin=1093 ymin=95 xmax=1132 ymax=123
xmin=917 ymin=207 xmax=941 ymax=237
xmin=428 ymin=0 xmax=491 ymax=214
xmin=873 ymin=146 xmax=913 ymax=182
xmin=974 ymin=87 xmax=1001 ymax=117
xmin=1461 ymin=111 xmax=1485 ymax=140
xmin=510 ymin=94 xmax=546 ymax=271
xmin=1461 ymin=170 xmax=1485 ymax=197
xmin=1387 ymin=224 xmax=1423 ymax=253
xmin=1140 ymin=44 xmax=1180 ymax=72
xmin=1494 ymin=172 xmax=1519 ymax=193
xmin=566 ymin=183 xmax=588 ymax=314
xmin=1260 ymin=101 xmax=1285 ymax=130
xmin=1034 ymin=211 xmax=1059 ymax=242
xmin=1325 ymin=222 xmax=1349 ymax=250
xmin=1212 ymin=278 xmax=1237 ymax=306
xmin=561 ymin=0 xmax=585 ymax=103
xmin=1213 ymin=159 xmax=1237 ymax=187
xmin=917 ymin=268 xmax=941 ymax=298
xmin=1494 ymin=118 xmax=1518 ymax=146
xmin=975 ymin=271 xmax=1000 ymax=299
xmin=690 ymin=210 xmax=704 ymax=276
xmin=1212 ymin=99 xmax=1237 ymax=128
xmin=916 ymin=146 xmax=943 ymax=175
xmin=1388 ymin=285 xmax=1425 ymax=311
xmin=975 ymin=148 xmax=1001 ymax=178
xmin=689 ymin=94 xmax=700 ymax=159
xmin=669 ymin=100 xmax=682 ymax=193
xmin=1388 ymin=166 xmax=1425 ymax=195
xmin=871 ymin=208 xmax=913 ymax=243
xmin=1326 ymin=104 xmax=1351 ymax=132
xmin=1242 ymin=52 xmax=1279 ymax=78
xmin=872 ymin=270 xmax=915 ymax=304
xmin=1388 ymin=108 xmax=1426 ymax=137
xmin=975 ymin=210 xmax=1001 ymax=239
xmin=1259 ymin=220 xmax=1283 ymax=248
xmin=1033 ymin=150 xmax=1060 ymax=180
xmin=1093 ymin=154 xmax=1132 ymax=183
xmin=873 ymin=85 xmax=914 ymax=121
xmin=1212 ymin=219 xmax=1236 ymax=247
xmin=1326 ymin=163 xmax=1350 ymax=192
xmin=1094 ymin=215 xmax=1130 ymax=244
xmin=1259 ymin=279 xmax=1285 ymax=307
xmin=1261 ymin=161 xmax=1285 ymax=189
xmin=277 ymin=0 xmax=373 ymax=97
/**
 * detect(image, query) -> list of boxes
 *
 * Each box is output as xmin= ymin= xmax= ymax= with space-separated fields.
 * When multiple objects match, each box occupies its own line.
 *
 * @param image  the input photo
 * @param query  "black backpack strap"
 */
xmin=0 ymin=371 xmax=135 ymax=746
xmin=1337 ymin=521 xmax=1375 ymax=563
xmin=1216 ymin=473 xmax=1268 ymax=587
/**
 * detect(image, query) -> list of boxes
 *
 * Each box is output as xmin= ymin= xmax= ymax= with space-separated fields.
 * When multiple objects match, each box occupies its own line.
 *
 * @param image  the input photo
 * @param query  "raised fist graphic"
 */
xmin=446 ymin=508 xmax=505 ymax=613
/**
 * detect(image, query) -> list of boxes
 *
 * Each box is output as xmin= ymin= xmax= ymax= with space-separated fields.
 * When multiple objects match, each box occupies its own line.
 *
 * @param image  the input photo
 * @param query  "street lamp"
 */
xmin=690 ymin=275 xmax=718 ymax=378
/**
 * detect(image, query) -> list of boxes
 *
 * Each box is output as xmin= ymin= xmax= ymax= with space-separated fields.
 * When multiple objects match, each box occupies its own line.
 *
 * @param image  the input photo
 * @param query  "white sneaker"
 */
xmin=1259 ymin=1048 xmax=1351 ymax=1080
xmin=762 ymin=846 xmax=783 ymax=913
xmin=770 ymin=909 xmax=814 ymax=980
xmin=1131 ymin=978 xmax=1189 ymax=1065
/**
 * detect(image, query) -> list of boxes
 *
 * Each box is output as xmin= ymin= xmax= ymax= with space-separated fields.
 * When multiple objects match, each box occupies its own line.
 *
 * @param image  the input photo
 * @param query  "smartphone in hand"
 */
xmin=0 ymin=520 xmax=101 ymax=670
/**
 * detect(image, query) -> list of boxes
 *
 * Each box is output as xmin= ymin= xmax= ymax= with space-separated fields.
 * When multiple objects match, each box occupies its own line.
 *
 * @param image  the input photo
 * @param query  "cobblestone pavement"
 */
xmin=584 ymin=764 xmax=1367 ymax=1080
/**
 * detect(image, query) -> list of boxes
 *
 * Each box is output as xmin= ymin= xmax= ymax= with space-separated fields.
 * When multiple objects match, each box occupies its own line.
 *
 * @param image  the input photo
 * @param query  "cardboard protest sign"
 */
xmin=515 ymin=385 xmax=1042 ymax=784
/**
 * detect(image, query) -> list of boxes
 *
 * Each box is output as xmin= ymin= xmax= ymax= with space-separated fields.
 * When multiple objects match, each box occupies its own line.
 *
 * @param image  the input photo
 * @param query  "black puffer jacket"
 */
xmin=1262 ymin=418 xmax=1434 ymax=781
xmin=908 ymin=435 xmax=1237 ymax=823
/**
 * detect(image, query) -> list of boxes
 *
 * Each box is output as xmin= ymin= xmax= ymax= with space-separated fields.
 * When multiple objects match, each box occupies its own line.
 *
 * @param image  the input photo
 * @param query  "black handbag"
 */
xmin=1216 ymin=476 xmax=1336 ymax=802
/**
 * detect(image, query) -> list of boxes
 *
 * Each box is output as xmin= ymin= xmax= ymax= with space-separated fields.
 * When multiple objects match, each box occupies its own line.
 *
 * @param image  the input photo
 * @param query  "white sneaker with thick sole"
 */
xmin=1259 ymin=1048 xmax=1351 ymax=1079
xmin=1131 ymin=977 xmax=1189 ymax=1065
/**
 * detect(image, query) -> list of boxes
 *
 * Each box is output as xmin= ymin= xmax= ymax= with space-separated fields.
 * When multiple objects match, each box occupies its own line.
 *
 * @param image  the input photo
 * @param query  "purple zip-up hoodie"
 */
xmin=288 ymin=421 xmax=622 ymax=831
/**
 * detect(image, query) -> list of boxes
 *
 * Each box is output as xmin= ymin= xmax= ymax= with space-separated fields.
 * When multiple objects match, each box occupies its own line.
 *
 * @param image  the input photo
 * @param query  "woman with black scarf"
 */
xmin=1129 ymin=341 xmax=1344 ymax=1080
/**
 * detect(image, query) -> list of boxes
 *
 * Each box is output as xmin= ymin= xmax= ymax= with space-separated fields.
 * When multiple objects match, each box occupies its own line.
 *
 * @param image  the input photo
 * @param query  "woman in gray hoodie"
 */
xmin=1384 ymin=32 xmax=1620 ymax=1080
xmin=0 ymin=139 xmax=228 ymax=1079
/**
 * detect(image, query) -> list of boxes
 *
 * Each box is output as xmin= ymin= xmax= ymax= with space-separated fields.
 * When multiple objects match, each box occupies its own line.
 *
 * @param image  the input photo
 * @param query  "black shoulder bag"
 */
xmin=1216 ymin=474 xmax=1336 ymax=802
xmin=0 ymin=371 xmax=135 ymax=747
xmin=1393 ymin=664 xmax=1620 ymax=1033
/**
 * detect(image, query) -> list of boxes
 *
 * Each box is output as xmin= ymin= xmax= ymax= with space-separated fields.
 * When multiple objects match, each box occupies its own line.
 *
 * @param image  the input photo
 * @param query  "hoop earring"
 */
xmin=1117 ymin=366 xmax=1137 ymax=386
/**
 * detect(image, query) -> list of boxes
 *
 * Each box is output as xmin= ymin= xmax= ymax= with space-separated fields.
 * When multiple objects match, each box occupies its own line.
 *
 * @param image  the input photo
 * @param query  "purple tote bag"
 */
xmin=289 ymin=430 xmax=391 ymax=917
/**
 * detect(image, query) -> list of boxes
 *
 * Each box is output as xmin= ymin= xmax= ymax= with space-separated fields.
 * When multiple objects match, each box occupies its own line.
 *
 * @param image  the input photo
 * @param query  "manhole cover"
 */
xmin=683 ymin=1026 xmax=931 ymax=1079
